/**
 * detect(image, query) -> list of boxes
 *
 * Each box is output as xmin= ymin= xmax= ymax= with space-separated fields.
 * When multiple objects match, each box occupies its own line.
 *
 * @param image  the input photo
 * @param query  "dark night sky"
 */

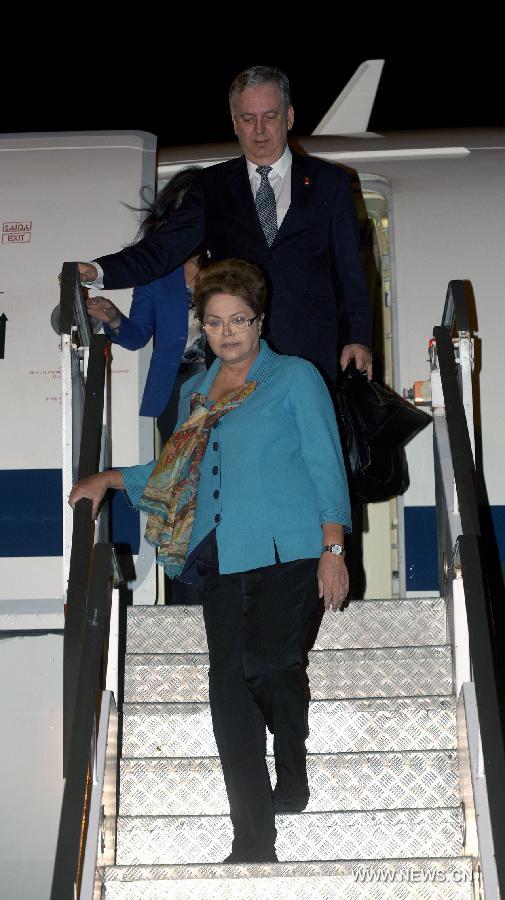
xmin=3 ymin=50 xmax=503 ymax=145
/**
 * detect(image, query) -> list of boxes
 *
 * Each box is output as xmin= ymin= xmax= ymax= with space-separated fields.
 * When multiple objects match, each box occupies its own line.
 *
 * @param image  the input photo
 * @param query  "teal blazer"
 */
xmin=121 ymin=341 xmax=351 ymax=575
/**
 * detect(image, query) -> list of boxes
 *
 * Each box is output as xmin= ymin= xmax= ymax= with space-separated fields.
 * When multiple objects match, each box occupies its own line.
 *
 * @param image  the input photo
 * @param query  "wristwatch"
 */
xmin=322 ymin=544 xmax=345 ymax=556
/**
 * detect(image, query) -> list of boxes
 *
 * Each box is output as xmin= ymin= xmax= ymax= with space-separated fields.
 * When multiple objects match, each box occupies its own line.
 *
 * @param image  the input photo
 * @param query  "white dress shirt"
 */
xmin=246 ymin=143 xmax=292 ymax=230
xmin=85 ymin=144 xmax=293 ymax=288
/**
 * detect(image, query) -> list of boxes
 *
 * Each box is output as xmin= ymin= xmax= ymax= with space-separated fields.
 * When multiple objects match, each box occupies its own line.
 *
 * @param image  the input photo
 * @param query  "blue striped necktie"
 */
xmin=255 ymin=165 xmax=278 ymax=246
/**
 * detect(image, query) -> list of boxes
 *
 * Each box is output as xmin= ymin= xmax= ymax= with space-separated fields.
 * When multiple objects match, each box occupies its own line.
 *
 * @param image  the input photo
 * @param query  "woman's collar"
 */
xmin=196 ymin=339 xmax=278 ymax=397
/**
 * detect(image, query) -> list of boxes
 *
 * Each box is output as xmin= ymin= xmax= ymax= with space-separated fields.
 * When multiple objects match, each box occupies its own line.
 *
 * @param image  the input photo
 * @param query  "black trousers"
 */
xmin=198 ymin=533 xmax=323 ymax=859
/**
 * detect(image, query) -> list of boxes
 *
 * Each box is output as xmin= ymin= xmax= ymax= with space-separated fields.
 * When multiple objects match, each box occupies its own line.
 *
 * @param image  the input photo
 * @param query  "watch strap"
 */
xmin=322 ymin=543 xmax=345 ymax=556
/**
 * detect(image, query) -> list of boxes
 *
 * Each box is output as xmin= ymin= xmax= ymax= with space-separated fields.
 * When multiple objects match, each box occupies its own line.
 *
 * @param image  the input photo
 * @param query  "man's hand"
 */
xmin=340 ymin=343 xmax=373 ymax=380
xmin=58 ymin=262 xmax=98 ymax=287
xmin=78 ymin=262 xmax=99 ymax=283
xmin=86 ymin=296 xmax=121 ymax=330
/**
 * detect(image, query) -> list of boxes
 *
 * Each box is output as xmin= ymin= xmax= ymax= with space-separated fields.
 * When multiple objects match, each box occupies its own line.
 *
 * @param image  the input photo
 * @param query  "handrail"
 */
xmin=434 ymin=295 xmax=505 ymax=893
xmin=63 ymin=333 xmax=108 ymax=775
xmin=54 ymin=260 xmax=126 ymax=897
xmin=442 ymin=279 xmax=471 ymax=333
xmin=59 ymin=261 xmax=92 ymax=345
xmin=51 ymin=542 xmax=114 ymax=900
xmin=432 ymin=325 xmax=480 ymax=536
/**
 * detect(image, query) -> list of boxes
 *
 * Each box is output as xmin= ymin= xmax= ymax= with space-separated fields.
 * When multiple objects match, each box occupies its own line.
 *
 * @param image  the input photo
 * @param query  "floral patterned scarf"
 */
xmin=139 ymin=382 xmax=257 ymax=577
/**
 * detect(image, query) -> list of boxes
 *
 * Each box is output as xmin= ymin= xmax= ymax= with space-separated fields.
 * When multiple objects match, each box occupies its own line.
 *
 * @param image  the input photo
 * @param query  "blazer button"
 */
xmin=213 ymin=490 xmax=220 ymax=499
xmin=212 ymin=421 xmax=219 ymax=430
xmin=214 ymin=513 xmax=221 ymax=524
xmin=212 ymin=442 xmax=219 ymax=451
xmin=212 ymin=465 xmax=218 ymax=475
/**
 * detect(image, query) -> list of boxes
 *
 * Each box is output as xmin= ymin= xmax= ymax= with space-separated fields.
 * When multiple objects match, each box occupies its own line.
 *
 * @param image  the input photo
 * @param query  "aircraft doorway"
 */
xmin=355 ymin=179 xmax=403 ymax=599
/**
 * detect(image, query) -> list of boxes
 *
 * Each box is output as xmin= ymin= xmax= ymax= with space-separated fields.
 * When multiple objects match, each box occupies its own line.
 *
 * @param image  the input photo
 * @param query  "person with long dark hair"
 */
xmin=87 ymin=167 xmax=207 ymax=443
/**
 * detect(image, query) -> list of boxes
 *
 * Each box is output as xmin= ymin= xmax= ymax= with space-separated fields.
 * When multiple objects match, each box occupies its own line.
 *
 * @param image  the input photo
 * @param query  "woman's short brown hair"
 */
xmin=194 ymin=258 xmax=267 ymax=319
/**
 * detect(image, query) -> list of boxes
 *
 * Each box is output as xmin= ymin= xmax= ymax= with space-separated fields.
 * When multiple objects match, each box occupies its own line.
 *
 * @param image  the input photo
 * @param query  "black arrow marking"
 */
xmin=0 ymin=313 xmax=7 ymax=359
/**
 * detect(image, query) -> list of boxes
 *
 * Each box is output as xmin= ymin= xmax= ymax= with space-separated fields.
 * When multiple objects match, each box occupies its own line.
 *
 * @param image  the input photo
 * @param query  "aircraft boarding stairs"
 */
xmin=105 ymin=596 xmax=472 ymax=898
xmin=52 ymin=273 xmax=504 ymax=900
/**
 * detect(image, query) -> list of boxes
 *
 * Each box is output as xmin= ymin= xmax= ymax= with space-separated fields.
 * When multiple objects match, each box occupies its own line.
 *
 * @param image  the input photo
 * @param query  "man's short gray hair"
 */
xmin=229 ymin=66 xmax=292 ymax=112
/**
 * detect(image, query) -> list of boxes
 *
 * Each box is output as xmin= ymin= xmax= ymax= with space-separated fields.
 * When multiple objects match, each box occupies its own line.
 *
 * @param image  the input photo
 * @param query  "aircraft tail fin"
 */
xmin=312 ymin=59 xmax=384 ymax=136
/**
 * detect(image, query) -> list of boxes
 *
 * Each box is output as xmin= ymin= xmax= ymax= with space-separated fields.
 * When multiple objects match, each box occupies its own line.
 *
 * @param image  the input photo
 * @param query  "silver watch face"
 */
xmin=326 ymin=544 xmax=344 ymax=556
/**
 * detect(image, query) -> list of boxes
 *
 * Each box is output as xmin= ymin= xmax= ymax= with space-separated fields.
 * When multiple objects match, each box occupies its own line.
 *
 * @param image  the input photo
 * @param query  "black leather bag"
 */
xmin=335 ymin=364 xmax=432 ymax=503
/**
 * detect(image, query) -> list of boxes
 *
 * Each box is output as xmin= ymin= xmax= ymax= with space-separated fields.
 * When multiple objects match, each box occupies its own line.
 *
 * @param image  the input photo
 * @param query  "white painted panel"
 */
xmin=0 ymin=131 xmax=156 ymax=603
xmin=0 ymin=131 xmax=155 ymax=472
xmin=0 ymin=557 xmax=61 ymax=601
xmin=0 ymin=633 xmax=63 ymax=900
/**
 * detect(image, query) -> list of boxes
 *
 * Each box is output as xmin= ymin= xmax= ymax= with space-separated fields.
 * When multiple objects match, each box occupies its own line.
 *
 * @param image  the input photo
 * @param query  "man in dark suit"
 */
xmin=78 ymin=65 xmax=372 ymax=383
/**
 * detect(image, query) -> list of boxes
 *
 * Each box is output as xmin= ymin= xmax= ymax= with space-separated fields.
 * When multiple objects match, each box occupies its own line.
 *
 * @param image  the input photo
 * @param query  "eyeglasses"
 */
xmin=201 ymin=314 xmax=259 ymax=335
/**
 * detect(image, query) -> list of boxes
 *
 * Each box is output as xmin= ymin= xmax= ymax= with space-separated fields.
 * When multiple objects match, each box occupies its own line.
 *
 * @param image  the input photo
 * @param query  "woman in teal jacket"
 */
xmin=70 ymin=259 xmax=351 ymax=864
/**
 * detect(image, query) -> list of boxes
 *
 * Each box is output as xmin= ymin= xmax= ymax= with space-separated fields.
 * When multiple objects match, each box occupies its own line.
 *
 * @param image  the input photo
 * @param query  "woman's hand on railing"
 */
xmin=86 ymin=296 xmax=121 ymax=331
xmin=69 ymin=470 xmax=124 ymax=519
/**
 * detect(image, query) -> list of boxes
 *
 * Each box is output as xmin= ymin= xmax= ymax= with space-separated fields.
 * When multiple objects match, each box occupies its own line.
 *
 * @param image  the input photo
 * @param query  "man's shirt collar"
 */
xmin=246 ymin=144 xmax=292 ymax=178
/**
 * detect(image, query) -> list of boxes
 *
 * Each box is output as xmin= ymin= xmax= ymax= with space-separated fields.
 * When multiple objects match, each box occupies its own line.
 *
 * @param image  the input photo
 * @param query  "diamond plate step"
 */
xmin=122 ymin=697 xmax=457 ymax=758
xmin=126 ymin=599 xmax=446 ymax=654
xmin=123 ymin=647 xmax=452 ymax=703
xmin=119 ymin=750 xmax=459 ymax=816
xmin=115 ymin=602 xmax=467 ymax=892
xmin=115 ymin=809 xmax=463 ymax=865
xmin=104 ymin=858 xmax=476 ymax=899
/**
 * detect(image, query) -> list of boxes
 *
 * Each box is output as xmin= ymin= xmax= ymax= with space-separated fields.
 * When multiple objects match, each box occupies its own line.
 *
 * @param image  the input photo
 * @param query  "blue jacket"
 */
xmin=121 ymin=341 xmax=351 ymax=575
xmin=104 ymin=267 xmax=187 ymax=417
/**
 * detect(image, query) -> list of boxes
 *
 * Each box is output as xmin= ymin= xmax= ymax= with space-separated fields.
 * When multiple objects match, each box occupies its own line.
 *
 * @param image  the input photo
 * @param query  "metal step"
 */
xmin=119 ymin=750 xmax=460 ymax=816
xmin=126 ymin=599 xmax=446 ymax=655
xmin=104 ymin=858 xmax=476 ymax=899
xmin=123 ymin=647 xmax=452 ymax=703
xmin=113 ymin=601 xmax=467 ymax=895
xmin=115 ymin=809 xmax=463 ymax=865
xmin=122 ymin=697 xmax=457 ymax=758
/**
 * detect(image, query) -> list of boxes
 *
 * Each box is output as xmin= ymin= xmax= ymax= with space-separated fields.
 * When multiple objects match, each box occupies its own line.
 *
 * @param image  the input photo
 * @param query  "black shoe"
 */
xmin=273 ymin=796 xmax=309 ymax=814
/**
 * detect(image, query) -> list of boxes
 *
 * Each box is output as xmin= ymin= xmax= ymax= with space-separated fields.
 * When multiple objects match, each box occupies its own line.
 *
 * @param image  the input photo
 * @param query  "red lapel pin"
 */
xmin=304 ymin=176 xmax=311 ymax=186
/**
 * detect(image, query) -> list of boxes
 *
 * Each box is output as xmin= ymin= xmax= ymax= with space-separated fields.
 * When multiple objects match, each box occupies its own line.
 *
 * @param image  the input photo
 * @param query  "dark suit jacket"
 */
xmin=96 ymin=150 xmax=371 ymax=382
